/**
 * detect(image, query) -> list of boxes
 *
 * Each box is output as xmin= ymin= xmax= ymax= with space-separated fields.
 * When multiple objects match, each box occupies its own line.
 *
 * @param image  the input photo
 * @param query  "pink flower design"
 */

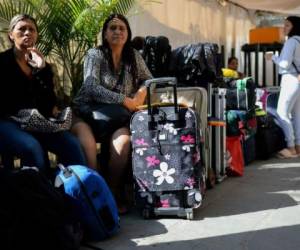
xmin=180 ymin=134 xmax=195 ymax=144
xmin=160 ymin=199 xmax=170 ymax=208
xmin=185 ymin=177 xmax=196 ymax=187
xmin=146 ymin=155 xmax=160 ymax=167
xmin=135 ymin=138 xmax=149 ymax=146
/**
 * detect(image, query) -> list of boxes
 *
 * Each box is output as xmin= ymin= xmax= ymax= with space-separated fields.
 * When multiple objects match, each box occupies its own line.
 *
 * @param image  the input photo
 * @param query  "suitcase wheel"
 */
xmin=186 ymin=211 xmax=194 ymax=220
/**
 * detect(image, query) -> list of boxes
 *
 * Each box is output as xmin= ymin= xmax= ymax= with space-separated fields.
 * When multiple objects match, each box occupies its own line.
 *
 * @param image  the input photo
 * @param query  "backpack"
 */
xmin=142 ymin=36 xmax=171 ymax=77
xmin=55 ymin=164 xmax=120 ymax=241
xmin=0 ymin=167 xmax=82 ymax=250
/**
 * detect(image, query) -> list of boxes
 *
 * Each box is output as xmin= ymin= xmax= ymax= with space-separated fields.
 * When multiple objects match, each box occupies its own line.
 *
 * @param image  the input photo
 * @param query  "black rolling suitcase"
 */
xmin=255 ymin=92 xmax=286 ymax=159
xmin=242 ymin=134 xmax=256 ymax=165
xmin=130 ymin=77 xmax=204 ymax=220
xmin=255 ymin=117 xmax=286 ymax=160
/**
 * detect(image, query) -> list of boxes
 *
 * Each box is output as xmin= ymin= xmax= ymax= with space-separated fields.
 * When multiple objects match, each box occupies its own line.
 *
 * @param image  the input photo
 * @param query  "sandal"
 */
xmin=276 ymin=148 xmax=298 ymax=159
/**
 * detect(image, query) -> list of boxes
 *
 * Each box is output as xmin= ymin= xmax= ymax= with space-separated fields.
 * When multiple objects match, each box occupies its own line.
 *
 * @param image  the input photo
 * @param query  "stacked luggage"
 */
xmin=136 ymin=36 xmax=287 ymax=219
xmin=141 ymin=37 xmax=223 ymax=89
xmin=168 ymin=43 xmax=223 ymax=88
xmin=225 ymin=77 xmax=257 ymax=173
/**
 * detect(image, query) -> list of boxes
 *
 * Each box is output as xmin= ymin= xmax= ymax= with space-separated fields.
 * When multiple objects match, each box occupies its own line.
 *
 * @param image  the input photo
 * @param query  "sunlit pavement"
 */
xmin=82 ymin=157 xmax=300 ymax=250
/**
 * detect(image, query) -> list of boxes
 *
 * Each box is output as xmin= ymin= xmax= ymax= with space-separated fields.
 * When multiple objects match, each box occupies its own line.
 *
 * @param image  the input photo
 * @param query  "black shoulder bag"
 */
xmin=79 ymin=65 xmax=132 ymax=141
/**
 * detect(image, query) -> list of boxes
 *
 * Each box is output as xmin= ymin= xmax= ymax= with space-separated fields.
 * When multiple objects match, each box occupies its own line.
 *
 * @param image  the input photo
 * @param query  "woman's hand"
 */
xmin=265 ymin=52 xmax=273 ymax=61
xmin=52 ymin=106 xmax=60 ymax=117
xmin=123 ymin=87 xmax=147 ymax=112
xmin=123 ymin=97 xmax=138 ymax=112
xmin=133 ymin=87 xmax=147 ymax=106
xmin=25 ymin=47 xmax=46 ymax=69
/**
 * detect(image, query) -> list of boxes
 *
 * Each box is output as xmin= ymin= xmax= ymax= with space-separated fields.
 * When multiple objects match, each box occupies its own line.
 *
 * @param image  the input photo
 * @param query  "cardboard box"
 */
xmin=249 ymin=27 xmax=284 ymax=44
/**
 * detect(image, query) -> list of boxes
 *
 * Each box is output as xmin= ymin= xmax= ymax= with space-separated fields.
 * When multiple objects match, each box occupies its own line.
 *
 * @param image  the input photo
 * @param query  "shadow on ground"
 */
xmin=82 ymin=157 xmax=300 ymax=250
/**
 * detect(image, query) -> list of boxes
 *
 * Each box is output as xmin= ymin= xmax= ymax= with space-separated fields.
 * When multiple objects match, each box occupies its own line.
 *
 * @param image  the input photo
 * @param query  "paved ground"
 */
xmin=82 ymin=156 xmax=300 ymax=250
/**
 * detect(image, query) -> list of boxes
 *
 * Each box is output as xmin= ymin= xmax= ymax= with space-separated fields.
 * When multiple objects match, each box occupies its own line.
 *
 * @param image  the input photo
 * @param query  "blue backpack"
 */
xmin=55 ymin=164 xmax=119 ymax=241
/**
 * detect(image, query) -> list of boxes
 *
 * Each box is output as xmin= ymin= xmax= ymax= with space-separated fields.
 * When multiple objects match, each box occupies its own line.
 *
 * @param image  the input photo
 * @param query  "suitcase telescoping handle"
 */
xmin=145 ymin=77 xmax=179 ymax=123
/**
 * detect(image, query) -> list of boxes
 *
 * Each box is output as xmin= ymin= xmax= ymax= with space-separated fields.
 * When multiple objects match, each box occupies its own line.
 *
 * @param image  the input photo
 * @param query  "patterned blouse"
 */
xmin=73 ymin=47 xmax=152 ymax=113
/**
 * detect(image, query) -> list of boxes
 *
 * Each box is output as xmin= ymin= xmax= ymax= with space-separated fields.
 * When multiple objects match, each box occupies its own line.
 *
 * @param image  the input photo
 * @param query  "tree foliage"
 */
xmin=0 ymin=0 xmax=137 ymax=98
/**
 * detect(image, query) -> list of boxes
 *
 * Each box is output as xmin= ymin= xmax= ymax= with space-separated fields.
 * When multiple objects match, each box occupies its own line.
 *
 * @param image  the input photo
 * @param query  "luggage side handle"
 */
xmin=57 ymin=163 xmax=73 ymax=178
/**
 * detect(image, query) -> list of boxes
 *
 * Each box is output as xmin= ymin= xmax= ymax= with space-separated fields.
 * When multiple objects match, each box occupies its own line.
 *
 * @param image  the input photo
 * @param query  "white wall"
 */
xmin=128 ymin=0 xmax=255 ymax=71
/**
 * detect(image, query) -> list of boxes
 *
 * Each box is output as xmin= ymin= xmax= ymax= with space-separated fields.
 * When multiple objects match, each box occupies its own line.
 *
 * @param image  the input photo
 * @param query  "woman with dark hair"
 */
xmin=0 ymin=14 xmax=87 ymax=170
xmin=265 ymin=16 xmax=300 ymax=158
xmin=72 ymin=14 xmax=152 ymax=213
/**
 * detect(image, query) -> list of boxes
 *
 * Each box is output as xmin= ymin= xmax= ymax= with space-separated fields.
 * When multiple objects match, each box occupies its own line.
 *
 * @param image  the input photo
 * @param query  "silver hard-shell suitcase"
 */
xmin=208 ymin=86 xmax=227 ymax=183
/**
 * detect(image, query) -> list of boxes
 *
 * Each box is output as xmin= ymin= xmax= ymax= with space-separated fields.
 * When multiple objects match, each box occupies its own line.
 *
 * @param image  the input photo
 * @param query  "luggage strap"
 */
xmin=292 ymin=37 xmax=300 ymax=74
xmin=236 ymin=88 xmax=248 ymax=110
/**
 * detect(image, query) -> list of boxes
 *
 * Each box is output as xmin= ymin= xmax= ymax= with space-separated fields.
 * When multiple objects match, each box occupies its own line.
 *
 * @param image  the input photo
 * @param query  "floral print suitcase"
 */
xmin=130 ymin=77 xmax=205 ymax=220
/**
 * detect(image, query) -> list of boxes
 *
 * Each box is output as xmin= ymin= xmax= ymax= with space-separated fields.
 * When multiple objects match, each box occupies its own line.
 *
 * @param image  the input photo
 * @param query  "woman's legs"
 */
xmin=0 ymin=120 xmax=45 ymax=168
xmin=71 ymin=121 xmax=97 ymax=169
xmin=108 ymin=127 xmax=131 ymax=213
xmin=108 ymin=127 xmax=131 ymax=187
xmin=36 ymin=130 xmax=87 ymax=167
xmin=291 ymin=89 xmax=300 ymax=154
xmin=277 ymin=74 xmax=300 ymax=154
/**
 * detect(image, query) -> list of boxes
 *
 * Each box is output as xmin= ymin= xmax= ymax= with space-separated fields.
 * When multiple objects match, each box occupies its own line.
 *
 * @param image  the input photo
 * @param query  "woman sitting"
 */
xmin=0 ymin=14 xmax=87 ymax=172
xmin=71 ymin=13 xmax=152 ymax=213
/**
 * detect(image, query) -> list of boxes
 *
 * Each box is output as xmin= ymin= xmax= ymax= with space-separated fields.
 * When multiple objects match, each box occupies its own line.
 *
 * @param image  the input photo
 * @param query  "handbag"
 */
xmin=78 ymin=103 xmax=132 ymax=140
xmin=10 ymin=107 xmax=72 ymax=133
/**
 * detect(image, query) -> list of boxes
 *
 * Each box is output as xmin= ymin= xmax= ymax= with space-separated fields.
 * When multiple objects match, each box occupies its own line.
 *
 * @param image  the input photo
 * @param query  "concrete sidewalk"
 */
xmin=82 ymin=157 xmax=300 ymax=250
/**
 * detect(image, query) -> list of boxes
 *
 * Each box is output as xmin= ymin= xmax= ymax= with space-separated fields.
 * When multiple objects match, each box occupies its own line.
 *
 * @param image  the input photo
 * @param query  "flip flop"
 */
xmin=276 ymin=149 xmax=298 ymax=159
